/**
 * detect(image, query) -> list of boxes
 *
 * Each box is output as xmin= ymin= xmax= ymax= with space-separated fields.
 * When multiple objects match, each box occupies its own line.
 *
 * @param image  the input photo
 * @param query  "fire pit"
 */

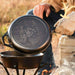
xmin=0 ymin=51 xmax=45 ymax=75
xmin=0 ymin=15 xmax=51 ymax=75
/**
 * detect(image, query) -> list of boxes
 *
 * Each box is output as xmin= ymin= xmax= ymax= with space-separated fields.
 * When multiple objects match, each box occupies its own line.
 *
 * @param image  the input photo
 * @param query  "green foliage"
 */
xmin=0 ymin=24 xmax=9 ymax=37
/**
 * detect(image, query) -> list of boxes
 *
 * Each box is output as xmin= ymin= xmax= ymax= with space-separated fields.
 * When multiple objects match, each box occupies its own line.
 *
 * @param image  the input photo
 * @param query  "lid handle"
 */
xmin=2 ymin=32 xmax=13 ymax=48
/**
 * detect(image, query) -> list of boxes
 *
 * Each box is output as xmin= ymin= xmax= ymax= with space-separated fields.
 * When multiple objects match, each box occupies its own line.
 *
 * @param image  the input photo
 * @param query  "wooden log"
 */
xmin=59 ymin=35 xmax=75 ymax=47
xmin=58 ymin=35 xmax=75 ymax=65
xmin=51 ymin=33 xmax=62 ymax=67
xmin=60 ymin=47 xmax=75 ymax=53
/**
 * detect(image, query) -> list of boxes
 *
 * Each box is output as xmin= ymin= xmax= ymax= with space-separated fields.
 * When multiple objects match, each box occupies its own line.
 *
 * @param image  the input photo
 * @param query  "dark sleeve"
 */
xmin=26 ymin=9 xmax=33 ymax=15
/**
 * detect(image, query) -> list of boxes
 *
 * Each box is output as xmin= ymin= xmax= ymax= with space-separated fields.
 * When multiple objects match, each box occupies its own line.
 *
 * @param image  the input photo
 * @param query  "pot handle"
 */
xmin=2 ymin=32 xmax=13 ymax=48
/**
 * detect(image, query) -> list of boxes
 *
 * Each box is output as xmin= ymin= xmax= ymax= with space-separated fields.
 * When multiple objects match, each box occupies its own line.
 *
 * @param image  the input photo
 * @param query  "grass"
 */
xmin=0 ymin=0 xmax=41 ymax=36
xmin=0 ymin=0 xmax=41 ymax=24
xmin=0 ymin=0 xmax=41 ymax=44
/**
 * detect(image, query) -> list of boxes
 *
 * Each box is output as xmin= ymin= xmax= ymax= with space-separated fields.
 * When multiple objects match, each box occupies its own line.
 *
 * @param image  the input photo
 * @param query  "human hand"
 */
xmin=33 ymin=3 xmax=51 ymax=19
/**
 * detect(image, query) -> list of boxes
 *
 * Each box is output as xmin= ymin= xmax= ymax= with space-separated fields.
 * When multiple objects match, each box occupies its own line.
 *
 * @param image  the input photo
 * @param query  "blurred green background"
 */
xmin=0 ymin=0 xmax=41 ymax=43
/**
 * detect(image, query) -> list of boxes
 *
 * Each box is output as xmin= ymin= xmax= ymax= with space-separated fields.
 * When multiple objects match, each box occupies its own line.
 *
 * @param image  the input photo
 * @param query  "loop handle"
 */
xmin=2 ymin=32 xmax=12 ymax=48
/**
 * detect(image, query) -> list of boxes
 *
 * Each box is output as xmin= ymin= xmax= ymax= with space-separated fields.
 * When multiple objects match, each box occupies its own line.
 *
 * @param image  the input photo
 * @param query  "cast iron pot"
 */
xmin=2 ymin=15 xmax=51 ymax=54
xmin=0 ymin=51 xmax=44 ymax=69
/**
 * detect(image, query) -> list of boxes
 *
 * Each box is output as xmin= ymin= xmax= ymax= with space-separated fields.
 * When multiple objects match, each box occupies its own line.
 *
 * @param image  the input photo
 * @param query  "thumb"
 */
xmin=46 ymin=8 xmax=51 ymax=17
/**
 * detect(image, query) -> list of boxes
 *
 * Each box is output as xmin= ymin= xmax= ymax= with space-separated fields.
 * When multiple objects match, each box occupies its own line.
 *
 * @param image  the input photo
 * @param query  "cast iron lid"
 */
xmin=8 ymin=15 xmax=51 ymax=53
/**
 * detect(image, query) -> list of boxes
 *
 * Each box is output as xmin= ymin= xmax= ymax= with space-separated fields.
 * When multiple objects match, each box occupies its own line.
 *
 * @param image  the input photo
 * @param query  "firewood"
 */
xmin=54 ymin=12 xmax=75 ymax=35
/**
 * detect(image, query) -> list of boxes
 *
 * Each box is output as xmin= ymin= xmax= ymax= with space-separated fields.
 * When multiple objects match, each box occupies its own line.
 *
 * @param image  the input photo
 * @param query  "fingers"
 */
xmin=33 ymin=4 xmax=51 ymax=19
xmin=33 ymin=5 xmax=44 ymax=19
xmin=46 ymin=8 xmax=51 ymax=17
xmin=38 ymin=5 xmax=44 ymax=19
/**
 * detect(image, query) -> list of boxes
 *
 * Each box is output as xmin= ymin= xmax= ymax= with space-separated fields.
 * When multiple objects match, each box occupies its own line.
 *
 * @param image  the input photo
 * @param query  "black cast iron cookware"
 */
xmin=2 ymin=15 xmax=51 ymax=54
xmin=0 ymin=51 xmax=44 ymax=69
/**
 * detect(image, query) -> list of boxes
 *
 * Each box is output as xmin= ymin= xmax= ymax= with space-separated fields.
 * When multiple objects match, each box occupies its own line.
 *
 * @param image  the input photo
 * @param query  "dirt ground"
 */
xmin=0 ymin=33 xmax=61 ymax=75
